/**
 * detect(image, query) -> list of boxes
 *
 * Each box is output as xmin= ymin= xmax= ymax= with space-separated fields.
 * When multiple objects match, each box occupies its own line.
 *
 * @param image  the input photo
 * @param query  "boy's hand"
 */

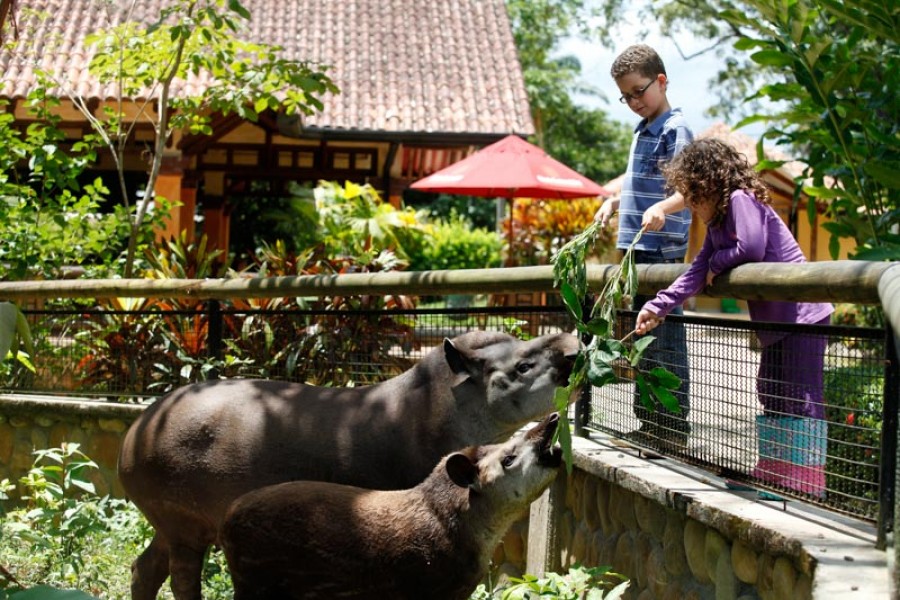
xmin=593 ymin=197 xmax=619 ymax=227
xmin=635 ymin=309 xmax=662 ymax=335
xmin=642 ymin=204 xmax=667 ymax=231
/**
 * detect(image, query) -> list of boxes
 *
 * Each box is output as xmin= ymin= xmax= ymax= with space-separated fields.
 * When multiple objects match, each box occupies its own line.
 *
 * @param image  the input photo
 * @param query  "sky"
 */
xmin=557 ymin=8 xmax=766 ymax=140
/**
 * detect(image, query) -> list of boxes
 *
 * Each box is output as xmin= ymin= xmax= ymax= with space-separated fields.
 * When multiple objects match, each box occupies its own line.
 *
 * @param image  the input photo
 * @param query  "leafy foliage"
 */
xmin=472 ymin=564 xmax=629 ymax=599
xmin=505 ymin=0 xmax=631 ymax=185
xmin=506 ymin=197 xmax=614 ymax=266
xmin=407 ymin=214 xmax=503 ymax=271
xmin=551 ymin=223 xmax=681 ymax=467
xmin=75 ymin=182 xmax=421 ymax=393
xmin=0 ymin=445 xmax=227 ymax=599
xmin=719 ymin=0 xmax=900 ymax=260
xmin=0 ymin=101 xmax=131 ymax=281
xmin=638 ymin=0 xmax=900 ymax=260
xmin=7 ymin=0 xmax=338 ymax=277
xmin=314 ymin=181 xmax=426 ymax=264
xmin=823 ymin=361 xmax=884 ymax=519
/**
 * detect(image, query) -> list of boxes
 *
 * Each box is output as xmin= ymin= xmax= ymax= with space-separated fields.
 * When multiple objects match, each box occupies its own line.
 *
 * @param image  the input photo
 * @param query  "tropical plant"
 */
xmin=0 ymin=302 xmax=34 ymax=375
xmin=0 ymin=444 xmax=227 ymax=599
xmin=507 ymin=198 xmax=614 ymax=266
xmin=314 ymin=180 xmax=426 ymax=263
xmin=632 ymin=0 xmax=900 ymax=261
xmin=227 ymin=181 xmax=321 ymax=266
xmin=824 ymin=362 xmax=883 ymax=520
xmin=0 ymin=444 xmax=128 ymax=594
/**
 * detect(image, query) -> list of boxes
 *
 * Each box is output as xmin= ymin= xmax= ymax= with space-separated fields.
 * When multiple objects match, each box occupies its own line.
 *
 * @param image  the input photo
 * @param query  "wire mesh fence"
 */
xmin=584 ymin=311 xmax=892 ymax=522
xmin=0 ymin=301 xmax=893 ymax=524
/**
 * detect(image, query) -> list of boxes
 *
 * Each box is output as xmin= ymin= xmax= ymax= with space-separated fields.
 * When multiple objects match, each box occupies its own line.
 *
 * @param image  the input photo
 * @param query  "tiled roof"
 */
xmin=0 ymin=0 xmax=535 ymax=138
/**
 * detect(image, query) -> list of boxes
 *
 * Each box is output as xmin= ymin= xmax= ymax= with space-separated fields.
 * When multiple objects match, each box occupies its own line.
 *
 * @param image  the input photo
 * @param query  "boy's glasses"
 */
xmin=618 ymin=79 xmax=657 ymax=104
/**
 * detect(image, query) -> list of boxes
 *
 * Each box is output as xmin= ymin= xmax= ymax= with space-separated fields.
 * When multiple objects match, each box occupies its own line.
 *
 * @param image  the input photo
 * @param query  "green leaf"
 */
xmin=629 ymin=335 xmax=656 ymax=366
xmin=593 ymin=338 xmax=626 ymax=363
xmin=587 ymin=359 xmax=617 ymax=388
xmin=636 ymin=375 xmax=655 ymax=412
xmin=559 ymin=281 xmax=583 ymax=323
xmin=228 ymin=0 xmax=252 ymax=20
xmin=583 ymin=316 xmax=610 ymax=338
xmin=864 ymin=162 xmax=900 ymax=188
xmin=647 ymin=366 xmax=682 ymax=390
xmin=649 ymin=384 xmax=681 ymax=414
xmin=556 ymin=413 xmax=573 ymax=474
xmin=553 ymin=385 xmax=572 ymax=413
xmin=0 ymin=302 xmax=19 ymax=363
xmin=750 ymin=50 xmax=794 ymax=67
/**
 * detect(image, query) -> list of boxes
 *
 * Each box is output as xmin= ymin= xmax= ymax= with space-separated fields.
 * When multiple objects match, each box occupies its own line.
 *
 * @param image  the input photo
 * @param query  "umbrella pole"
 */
xmin=507 ymin=197 xmax=515 ymax=267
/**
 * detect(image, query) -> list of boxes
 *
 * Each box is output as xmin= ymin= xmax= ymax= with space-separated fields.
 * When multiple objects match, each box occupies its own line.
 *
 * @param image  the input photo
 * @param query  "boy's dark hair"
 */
xmin=610 ymin=44 xmax=667 ymax=80
xmin=662 ymin=138 xmax=770 ymax=227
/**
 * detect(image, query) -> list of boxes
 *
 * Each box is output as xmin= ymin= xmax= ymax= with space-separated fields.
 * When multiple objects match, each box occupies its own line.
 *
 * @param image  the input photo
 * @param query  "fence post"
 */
xmin=878 ymin=327 xmax=899 ymax=550
xmin=207 ymin=299 xmax=223 ymax=381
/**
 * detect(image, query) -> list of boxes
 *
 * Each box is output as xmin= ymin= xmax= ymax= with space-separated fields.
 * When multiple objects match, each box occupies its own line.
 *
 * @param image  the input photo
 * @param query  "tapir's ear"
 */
xmin=446 ymin=453 xmax=479 ymax=488
xmin=443 ymin=338 xmax=471 ymax=375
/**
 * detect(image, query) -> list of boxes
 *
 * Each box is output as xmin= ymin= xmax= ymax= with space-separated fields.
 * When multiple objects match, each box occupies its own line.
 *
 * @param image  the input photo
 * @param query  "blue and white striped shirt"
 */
xmin=616 ymin=108 xmax=694 ymax=260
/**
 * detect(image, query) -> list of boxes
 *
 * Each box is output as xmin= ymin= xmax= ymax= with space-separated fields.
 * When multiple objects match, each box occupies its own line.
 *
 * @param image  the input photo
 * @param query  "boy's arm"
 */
xmin=642 ymin=192 xmax=685 ymax=231
xmin=594 ymin=196 xmax=620 ymax=227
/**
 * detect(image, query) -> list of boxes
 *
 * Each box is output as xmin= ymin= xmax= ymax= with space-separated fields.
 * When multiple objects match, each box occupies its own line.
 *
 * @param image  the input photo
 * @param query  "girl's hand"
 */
xmin=641 ymin=204 xmax=667 ymax=231
xmin=706 ymin=270 xmax=717 ymax=287
xmin=635 ymin=309 xmax=662 ymax=335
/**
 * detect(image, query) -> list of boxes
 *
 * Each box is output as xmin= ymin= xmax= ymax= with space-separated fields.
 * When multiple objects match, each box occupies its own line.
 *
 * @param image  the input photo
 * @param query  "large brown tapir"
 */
xmin=221 ymin=413 xmax=563 ymax=600
xmin=117 ymin=330 xmax=579 ymax=600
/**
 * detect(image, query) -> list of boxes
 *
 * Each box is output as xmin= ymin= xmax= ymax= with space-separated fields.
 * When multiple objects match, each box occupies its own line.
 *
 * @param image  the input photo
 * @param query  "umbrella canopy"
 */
xmin=410 ymin=135 xmax=609 ymax=199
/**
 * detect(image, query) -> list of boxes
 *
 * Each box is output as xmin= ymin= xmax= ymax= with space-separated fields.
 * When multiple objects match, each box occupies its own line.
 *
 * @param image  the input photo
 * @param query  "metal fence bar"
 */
xmin=879 ymin=329 xmax=900 ymax=548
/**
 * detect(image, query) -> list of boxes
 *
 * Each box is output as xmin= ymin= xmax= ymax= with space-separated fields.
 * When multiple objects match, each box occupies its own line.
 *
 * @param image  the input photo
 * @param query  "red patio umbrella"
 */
xmin=410 ymin=134 xmax=608 ymax=199
xmin=410 ymin=135 xmax=609 ymax=259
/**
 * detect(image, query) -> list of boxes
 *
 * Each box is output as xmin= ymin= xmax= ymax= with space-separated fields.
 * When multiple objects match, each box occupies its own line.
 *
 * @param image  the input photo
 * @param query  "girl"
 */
xmin=634 ymin=138 xmax=834 ymax=497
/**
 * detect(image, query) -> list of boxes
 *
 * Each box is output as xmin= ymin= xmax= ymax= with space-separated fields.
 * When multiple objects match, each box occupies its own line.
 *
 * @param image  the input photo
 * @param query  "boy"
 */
xmin=594 ymin=44 xmax=693 ymax=449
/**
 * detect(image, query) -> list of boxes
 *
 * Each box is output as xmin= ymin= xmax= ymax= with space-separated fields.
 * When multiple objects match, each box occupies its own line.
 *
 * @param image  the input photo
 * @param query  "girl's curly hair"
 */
xmin=662 ymin=138 xmax=769 ymax=227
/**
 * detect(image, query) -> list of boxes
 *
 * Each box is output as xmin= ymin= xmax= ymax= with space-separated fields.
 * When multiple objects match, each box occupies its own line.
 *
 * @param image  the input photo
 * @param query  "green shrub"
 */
xmin=471 ymin=564 xmax=629 ymax=599
xmin=409 ymin=214 xmax=503 ymax=271
xmin=0 ymin=444 xmax=228 ymax=599
xmin=824 ymin=362 xmax=884 ymax=519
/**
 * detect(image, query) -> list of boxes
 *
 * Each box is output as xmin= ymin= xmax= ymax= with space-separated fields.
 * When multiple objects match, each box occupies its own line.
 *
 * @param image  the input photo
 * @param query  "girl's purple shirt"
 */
xmin=642 ymin=189 xmax=833 ymax=346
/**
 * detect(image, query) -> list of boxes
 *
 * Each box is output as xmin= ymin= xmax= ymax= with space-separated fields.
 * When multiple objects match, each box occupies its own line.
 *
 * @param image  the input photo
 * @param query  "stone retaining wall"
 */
xmin=513 ymin=433 xmax=889 ymax=599
xmin=0 ymin=395 xmax=142 ymax=499
xmin=0 ymin=397 xmax=889 ymax=598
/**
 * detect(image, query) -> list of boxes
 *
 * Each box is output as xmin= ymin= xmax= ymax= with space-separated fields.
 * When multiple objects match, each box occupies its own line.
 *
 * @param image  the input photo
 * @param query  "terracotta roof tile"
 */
xmin=1 ymin=0 xmax=534 ymax=137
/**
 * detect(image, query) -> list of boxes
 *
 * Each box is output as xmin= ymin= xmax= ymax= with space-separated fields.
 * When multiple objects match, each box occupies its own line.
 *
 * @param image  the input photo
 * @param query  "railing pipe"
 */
xmin=0 ymin=260 xmax=891 ymax=303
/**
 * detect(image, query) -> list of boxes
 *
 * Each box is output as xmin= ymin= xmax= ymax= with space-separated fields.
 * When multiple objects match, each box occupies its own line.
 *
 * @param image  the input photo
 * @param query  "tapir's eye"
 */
xmin=501 ymin=455 xmax=516 ymax=468
xmin=516 ymin=362 xmax=533 ymax=374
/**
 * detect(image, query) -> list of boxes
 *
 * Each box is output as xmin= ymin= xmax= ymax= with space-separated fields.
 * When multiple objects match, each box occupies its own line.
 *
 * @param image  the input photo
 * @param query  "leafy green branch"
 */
xmin=550 ymin=222 xmax=681 ymax=468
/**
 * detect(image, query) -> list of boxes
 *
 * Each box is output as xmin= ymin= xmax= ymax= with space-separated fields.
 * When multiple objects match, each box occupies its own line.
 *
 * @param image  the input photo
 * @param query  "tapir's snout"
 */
xmin=552 ymin=333 xmax=581 ymax=385
xmin=527 ymin=413 xmax=562 ymax=468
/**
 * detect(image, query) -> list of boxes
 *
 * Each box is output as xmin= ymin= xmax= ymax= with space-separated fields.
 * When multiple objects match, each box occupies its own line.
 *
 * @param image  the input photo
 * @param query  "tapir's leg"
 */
xmin=168 ymin=543 xmax=207 ymax=600
xmin=131 ymin=533 xmax=171 ymax=600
